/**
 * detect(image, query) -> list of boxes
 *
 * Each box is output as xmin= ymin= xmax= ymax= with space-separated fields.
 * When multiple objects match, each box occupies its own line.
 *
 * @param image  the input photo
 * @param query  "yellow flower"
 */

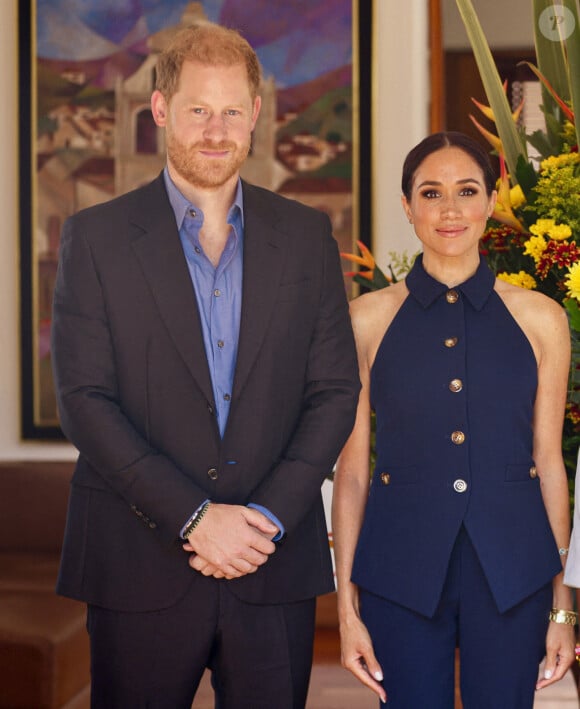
xmin=529 ymin=219 xmax=556 ymax=236
xmin=540 ymin=153 xmax=580 ymax=172
xmin=523 ymin=234 xmax=547 ymax=264
xmin=491 ymin=154 xmax=525 ymax=232
xmin=565 ymin=263 xmax=580 ymax=301
xmin=529 ymin=218 xmax=572 ymax=241
xmin=497 ymin=271 xmax=537 ymax=289
xmin=509 ymin=184 xmax=525 ymax=209
xmin=549 ymin=224 xmax=573 ymax=241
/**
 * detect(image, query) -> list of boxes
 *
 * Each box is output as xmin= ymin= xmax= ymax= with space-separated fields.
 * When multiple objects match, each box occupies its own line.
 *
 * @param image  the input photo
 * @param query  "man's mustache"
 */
xmin=193 ymin=141 xmax=237 ymax=151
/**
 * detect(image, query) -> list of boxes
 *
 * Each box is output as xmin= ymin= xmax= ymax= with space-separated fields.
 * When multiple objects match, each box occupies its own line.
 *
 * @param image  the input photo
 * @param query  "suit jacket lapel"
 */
xmin=233 ymin=182 xmax=286 ymax=401
xmin=129 ymin=176 xmax=215 ymax=406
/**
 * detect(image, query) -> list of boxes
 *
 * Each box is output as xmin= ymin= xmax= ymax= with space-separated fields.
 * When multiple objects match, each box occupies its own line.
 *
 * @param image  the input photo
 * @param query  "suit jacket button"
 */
xmin=446 ymin=289 xmax=459 ymax=303
xmin=207 ymin=467 xmax=218 ymax=480
xmin=444 ymin=337 xmax=458 ymax=348
xmin=453 ymin=479 xmax=468 ymax=493
xmin=529 ymin=466 xmax=538 ymax=479
xmin=380 ymin=472 xmax=391 ymax=485
xmin=451 ymin=431 xmax=465 ymax=445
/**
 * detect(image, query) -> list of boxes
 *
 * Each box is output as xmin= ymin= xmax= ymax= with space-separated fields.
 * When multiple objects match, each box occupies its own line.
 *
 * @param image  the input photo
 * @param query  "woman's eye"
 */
xmin=460 ymin=187 xmax=477 ymax=196
xmin=421 ymin=189 xmax=440 ymax=199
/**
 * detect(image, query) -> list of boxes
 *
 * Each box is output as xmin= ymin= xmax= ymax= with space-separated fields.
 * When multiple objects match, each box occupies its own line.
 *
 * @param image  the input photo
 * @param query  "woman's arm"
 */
xmin=530 ymin=297 xmax=575 ymax=689
xmin=332 ymin=295 xmax=388 ymax=704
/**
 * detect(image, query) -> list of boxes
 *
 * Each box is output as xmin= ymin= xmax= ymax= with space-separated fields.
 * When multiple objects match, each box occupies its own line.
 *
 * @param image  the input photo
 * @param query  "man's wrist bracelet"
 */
xmin=548 ymin=608 xmax=577 ymax=625
xmin=182 ymin=502 xmax=211 ymax=539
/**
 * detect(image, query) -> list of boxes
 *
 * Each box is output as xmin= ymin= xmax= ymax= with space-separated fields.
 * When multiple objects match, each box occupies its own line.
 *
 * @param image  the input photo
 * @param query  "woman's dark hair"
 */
xmin=401 ymin=131 xmax=496 ymax=199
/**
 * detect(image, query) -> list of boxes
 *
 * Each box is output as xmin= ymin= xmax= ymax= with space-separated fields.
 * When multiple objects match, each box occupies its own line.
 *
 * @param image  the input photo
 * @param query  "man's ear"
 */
xmin=251 ymin=95 xmax=261 ymax=131
xmin=151 ymin=90 xmax=167 ymax=127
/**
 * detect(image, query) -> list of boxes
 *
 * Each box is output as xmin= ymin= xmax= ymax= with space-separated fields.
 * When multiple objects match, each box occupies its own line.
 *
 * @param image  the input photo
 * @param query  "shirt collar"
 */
xmin=406 ymin=253 xmax=495 ymax=311
xmin=162 ymin=167 xmax=244 ymax=230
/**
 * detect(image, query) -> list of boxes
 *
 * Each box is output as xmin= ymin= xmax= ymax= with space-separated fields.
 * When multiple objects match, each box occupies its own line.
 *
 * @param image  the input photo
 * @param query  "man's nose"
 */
xmin=203 ymin=112 xmax=227 ymax=139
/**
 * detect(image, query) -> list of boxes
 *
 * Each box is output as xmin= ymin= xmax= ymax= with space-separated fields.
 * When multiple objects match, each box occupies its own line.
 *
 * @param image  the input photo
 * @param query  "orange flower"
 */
xmin=469 ymin=81 xmax=524 ymax=155
xmin=491 ymin=154 xmax=525 ymax=232
xmin=341 ymin=240 xmax=376 ymax=280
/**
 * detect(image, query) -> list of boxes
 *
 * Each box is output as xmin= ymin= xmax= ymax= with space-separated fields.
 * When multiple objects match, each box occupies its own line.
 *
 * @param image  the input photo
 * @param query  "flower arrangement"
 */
xmin=342 ymin=2 xmax=579 ymax=476
xmin=456 ymin=0 xmax=580 ymax=475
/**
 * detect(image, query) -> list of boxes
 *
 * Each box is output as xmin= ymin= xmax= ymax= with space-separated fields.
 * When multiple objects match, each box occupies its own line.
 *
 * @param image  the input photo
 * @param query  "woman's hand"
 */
xmin=535 ymin=621 xmax=575 ymax=690
xmin=339 ymin=615 xmax=387 ymax=703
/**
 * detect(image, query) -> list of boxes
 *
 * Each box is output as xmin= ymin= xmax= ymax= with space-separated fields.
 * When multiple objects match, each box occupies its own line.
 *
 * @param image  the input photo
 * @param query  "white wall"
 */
xmin=442 ymin=0 xmax=534 ymax=49
xmin=372 ymin=0 xmax=430 ymax=269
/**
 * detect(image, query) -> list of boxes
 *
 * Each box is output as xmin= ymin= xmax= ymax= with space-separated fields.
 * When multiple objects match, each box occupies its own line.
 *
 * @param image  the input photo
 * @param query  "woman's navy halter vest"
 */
xmin=352 ymin=255 xmax=561 ymax=617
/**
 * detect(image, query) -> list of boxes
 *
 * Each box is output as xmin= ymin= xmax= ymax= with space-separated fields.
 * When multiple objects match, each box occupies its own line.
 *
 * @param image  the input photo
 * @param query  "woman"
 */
xmin=332 ymin=132 xmax=575 ymax=707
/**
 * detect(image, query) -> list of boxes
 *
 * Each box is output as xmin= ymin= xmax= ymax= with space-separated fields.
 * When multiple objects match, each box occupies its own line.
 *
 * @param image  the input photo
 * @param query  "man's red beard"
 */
xmin=167 ymin=135 xmax=251 ymax=189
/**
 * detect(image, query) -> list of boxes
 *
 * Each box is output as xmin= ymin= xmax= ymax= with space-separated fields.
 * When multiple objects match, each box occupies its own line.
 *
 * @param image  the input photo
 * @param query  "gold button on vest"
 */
xmin=449 ymin=379 xmax=463 ymax=393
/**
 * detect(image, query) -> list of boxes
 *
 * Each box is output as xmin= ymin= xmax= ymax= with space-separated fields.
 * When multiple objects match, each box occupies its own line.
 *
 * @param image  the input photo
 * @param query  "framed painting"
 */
xmin=19 ymin=0 xmax=372 ymax=438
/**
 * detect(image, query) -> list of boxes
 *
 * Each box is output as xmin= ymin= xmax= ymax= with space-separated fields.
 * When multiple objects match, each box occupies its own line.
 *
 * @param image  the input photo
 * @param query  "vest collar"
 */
xmin=406 ymin=253 xmax=495 ymax=311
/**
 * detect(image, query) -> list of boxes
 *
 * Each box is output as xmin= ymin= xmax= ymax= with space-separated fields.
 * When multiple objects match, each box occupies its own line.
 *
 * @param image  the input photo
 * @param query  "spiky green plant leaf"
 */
xmin=563 ymin=0 xmax=580 ymax=148
xmin=455 ymin=0 xmax=528 ymax=180
xmin=533 ymin=0 xmax=571 ymax=102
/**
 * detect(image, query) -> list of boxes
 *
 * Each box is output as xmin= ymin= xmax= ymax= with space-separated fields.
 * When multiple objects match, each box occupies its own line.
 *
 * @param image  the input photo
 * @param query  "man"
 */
xmin=52 ymin=22 xmax=359 ymax=709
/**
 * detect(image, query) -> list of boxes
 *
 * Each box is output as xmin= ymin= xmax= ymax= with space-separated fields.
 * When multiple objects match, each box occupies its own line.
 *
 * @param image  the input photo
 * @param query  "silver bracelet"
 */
xmin=182 ymin=502 xmax=211 ymax=539
xmin=559 ymin=547 xmax=569 ymax=556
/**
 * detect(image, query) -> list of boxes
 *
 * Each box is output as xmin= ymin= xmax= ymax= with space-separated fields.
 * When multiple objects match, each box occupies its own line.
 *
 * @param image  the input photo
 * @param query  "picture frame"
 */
xmin=18 ymin=0 xmax=372 ymax=439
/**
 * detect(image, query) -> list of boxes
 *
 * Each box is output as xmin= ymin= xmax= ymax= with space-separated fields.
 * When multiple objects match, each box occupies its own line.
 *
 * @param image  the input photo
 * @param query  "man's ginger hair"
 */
xmin=155 ymin=23 xmax=262 ymax=101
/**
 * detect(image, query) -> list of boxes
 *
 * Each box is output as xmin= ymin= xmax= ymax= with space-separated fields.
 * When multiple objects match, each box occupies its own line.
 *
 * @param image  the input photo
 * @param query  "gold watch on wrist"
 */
xmin=548 ymin=608 xmax=578 ymax=626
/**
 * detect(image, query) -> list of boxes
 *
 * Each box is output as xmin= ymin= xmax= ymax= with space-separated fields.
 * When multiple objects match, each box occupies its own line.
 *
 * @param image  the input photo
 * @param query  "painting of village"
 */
xmin=23 ymin=0 xmax=357 ymax=434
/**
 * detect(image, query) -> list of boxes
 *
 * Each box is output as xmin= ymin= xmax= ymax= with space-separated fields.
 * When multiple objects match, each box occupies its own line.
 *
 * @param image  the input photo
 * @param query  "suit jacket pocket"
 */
xmin=276 ymin=278 xmax=311 ymax=303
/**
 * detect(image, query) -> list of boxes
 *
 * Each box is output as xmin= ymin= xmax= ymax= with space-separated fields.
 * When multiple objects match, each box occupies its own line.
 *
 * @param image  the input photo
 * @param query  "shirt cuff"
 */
xmin=247 ymin=503 xmax=285 ymax=541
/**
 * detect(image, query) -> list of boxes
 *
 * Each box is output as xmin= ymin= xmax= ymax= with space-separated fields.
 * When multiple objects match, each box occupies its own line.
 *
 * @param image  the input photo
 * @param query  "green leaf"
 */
xmin=533 ymin=0 xmax=571 ymax=104
xmin=526 ymin=128 xmax=555 ymax=157
xmin=565 ymin=298 xmax=580 ymax=333
xmin=455 ymin=0 xmax=528 ymax=180
xmin=563 ymin=0 xmax=580 ymax=149
xmin=514 ymin=154 xmax=539 ymax=194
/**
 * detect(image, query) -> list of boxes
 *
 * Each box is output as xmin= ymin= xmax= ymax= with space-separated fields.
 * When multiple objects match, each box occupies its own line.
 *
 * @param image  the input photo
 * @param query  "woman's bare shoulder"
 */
xmin=349 ymin=280 xmax=409 ymax=359
xmin=495 ymin=279 xmax=567 ymax=323
xmin=494 ymin=279 xmax=569 ymax=356
xmin=350 ymin=280 xmax=408 ymax=325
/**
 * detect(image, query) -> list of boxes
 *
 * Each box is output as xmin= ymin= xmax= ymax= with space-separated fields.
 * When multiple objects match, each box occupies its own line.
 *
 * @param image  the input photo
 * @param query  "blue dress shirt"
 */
xmin=164 ymin=169 xmax=243 ymax=439
xmin=163 ymin=170 xmax=284 ymax=539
